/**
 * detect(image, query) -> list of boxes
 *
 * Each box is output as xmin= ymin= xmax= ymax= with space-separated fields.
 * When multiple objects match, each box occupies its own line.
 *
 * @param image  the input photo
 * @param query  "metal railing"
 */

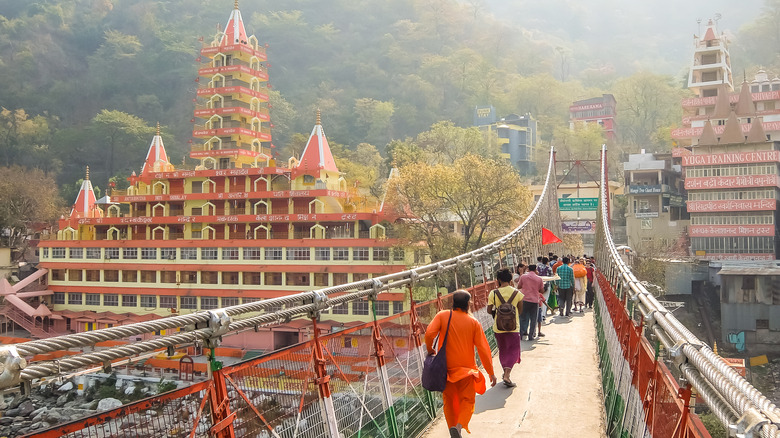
xmin=593 ymin=145 xmax=780 ymax=438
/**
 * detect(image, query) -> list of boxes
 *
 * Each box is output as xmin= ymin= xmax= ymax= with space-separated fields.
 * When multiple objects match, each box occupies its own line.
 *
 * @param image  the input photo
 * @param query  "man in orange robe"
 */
xmin=425 ymin=290 xmax=497 ymax=438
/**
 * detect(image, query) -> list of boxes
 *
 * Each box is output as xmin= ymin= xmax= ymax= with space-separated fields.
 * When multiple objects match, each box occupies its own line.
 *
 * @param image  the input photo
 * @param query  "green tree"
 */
xmin=354 ymin=98 xmax=395 ymax=146
xmin=0 ymin=166 xmax=62 ymax=250
xmin=332 ymin=143 xmax=386 ymax=199
xmin=735 ymin=0 xmax=780 ymax=72
xmin=612 ymin=72 xmax=689 ymax=151
xmin=416 ymin=121 xmax=498 ymax=164
xmin=90 ymin=110 xmax=154 ymax=182
xmin=387 ymin=154 xmax=531 ymax=260
xmin=0 ymin=108 xmax=52 ymax=168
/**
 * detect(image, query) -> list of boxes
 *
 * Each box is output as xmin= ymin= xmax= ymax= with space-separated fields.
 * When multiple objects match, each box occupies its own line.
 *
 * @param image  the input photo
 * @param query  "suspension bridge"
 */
xmin=1 ymin=147 xmax=778 ymax=438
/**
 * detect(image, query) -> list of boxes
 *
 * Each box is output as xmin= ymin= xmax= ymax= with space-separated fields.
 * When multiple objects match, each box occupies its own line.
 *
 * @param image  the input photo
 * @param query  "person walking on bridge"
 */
xmin=556 ymin=257 xmax=575 ymax=317
xmin=518 ymin=264 xmax=544 ymax=340
xmin=487 ymin=268 xmax=524 ymax=387
xmin=426 ymin=290 xmax=497 ymax=438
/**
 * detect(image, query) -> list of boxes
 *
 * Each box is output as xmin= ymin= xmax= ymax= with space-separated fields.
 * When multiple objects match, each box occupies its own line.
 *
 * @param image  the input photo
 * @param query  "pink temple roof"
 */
xmin=702 ymin=20 xmax=717 ymax=42
xmin=69 ymin=170 xmax=102 ymax=219
xmin=140 ymin=129 xmax=172 ymax=176
xmin=220 ymin=4 xmax=249 ymax=46
xmin=293 ymin=118 xmax=339 ymax=178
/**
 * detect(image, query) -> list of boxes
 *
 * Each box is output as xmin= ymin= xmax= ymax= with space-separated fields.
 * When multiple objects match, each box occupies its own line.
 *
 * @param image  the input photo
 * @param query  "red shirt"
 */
xmin=586 ymin=266 xmax=594 ymax=282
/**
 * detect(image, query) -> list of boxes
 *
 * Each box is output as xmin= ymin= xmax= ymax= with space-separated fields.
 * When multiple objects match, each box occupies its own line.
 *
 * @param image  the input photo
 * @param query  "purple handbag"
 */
xmin=422 ymin=311 xmax=452 ymax=392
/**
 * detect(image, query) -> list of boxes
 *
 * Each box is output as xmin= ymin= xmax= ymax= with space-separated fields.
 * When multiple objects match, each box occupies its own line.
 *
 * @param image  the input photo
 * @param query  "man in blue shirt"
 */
xmin=556 ymin=257 xmax=575 ymax=317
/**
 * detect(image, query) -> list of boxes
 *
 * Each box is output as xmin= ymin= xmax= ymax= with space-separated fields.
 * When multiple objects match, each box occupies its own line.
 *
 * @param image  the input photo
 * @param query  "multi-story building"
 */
xmin=623 ymin=151 xmax=689 ymax=254
xmin=678 ymin=113 xmax=779 ymax=261
xmin=474 ymin=106 xmax=538 ymax=175
xmin=28 ymin=3 xmax=409 ymax=350
xmin=671 ymin=17 xmax=780 ymax=262
xmin=569 ymin=94 xmax=617 ymax=141
xmin=687 ymin=18 xmax=733 ymax=99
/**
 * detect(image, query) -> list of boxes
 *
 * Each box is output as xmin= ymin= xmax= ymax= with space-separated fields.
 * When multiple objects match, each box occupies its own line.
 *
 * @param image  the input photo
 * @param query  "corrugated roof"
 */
xmin=718 ymin=267 xmax=780 ymax=276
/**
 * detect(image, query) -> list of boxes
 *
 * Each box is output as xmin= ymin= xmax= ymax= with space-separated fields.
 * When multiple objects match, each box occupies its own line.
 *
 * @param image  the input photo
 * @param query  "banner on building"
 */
xmin=561 ymin=220 xmax=596 ymax=234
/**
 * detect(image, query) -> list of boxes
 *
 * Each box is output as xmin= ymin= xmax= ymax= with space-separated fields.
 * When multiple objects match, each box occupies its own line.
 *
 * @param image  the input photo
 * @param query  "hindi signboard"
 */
xmin=558 ymin=198 xmax=599 ymax=211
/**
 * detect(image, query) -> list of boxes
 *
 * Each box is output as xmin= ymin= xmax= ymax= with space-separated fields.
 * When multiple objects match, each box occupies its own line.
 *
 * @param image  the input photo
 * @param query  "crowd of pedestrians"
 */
xmin=424 ymin=253 xmax=597 ymax=437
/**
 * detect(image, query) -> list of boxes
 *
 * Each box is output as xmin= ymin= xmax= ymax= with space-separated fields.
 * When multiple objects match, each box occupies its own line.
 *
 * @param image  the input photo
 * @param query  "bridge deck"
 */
xmin=422 ymin=311 xmax=606 ymax=437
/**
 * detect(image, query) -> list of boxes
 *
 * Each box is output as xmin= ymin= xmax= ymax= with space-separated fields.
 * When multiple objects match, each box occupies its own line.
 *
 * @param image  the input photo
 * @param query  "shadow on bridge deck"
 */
xmin=422 ymin=310 xmax=606 ymax=437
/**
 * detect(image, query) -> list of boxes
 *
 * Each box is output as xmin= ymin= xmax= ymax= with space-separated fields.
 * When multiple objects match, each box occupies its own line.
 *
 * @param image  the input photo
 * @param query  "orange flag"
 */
xmin=542 ymin=227 xmax=562 ymax=245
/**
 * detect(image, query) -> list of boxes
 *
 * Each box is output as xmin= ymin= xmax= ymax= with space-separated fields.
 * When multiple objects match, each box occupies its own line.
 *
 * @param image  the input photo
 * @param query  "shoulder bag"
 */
xmin=422 ymin=310 xmax=452 ymax=392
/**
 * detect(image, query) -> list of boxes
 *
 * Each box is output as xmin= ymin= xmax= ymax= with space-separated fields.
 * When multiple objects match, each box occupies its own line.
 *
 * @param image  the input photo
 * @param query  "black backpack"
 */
xmin=493 ymin=289 xmax=519 ymax=332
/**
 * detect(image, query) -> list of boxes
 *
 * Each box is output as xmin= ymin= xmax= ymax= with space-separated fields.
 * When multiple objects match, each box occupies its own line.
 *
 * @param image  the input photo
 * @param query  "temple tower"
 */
xmin=688 ymin=18 xmax=733 ymax=98
xmin=192 ymin=2 xmax=272 ymax=170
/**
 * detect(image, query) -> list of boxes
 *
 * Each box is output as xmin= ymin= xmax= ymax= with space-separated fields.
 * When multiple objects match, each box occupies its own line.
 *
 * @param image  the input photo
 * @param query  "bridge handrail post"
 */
xmin=311 ymin=317 xmax=342 ymax=438
xmin=370 ymin=281 xmax=401 ymax=438
xmin=207 ymin=367 xmax=236 ymax=438
xmin=407 ymin=282 xmax=437 ymax=418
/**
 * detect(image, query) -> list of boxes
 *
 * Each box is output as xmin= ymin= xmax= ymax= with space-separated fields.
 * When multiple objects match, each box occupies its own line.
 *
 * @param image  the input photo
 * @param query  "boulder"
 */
xmin=4 ymin=408 xmax=20 ymax=417
xmin=97 ymin=398 xmax=122 ymax=412
xmin=55 ymin=394 xmax=68 ymax=407
xmin=124 ymin=386 xmax=136 ymax=395
xmin=43 ymin=410 xmax=63 ymax=424
xmin=58 ymin=382 xmax=74 ymax=392
xmin=30 ymin=406 xmax=47 ymax=418
xmin=18 ymin=400 xmax=35 ymax=417
xmin=0 ymin=417 xmax=14 ymax=426
xmin=8 ymin=395 xmax=27 ymax=409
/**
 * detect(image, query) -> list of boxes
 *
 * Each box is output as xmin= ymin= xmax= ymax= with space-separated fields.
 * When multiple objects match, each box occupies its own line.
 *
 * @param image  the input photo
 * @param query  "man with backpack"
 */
xmin=487 ymin=268 xmax=524 ymax=387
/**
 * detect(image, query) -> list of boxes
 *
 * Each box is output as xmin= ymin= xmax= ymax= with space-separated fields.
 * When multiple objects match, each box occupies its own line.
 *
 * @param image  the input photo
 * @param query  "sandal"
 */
xmin=502 ymin=379 xmax=517 ymax=387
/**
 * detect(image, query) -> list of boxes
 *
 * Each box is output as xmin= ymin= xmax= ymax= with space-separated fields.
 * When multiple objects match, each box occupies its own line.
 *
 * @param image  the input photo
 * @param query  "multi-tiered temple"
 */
xmin=31 ymin=3 xmax=408 ymax=349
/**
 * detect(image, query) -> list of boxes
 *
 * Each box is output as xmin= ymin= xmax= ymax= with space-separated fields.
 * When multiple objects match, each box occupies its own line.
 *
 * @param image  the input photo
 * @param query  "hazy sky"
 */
xmin=482 ymin=0 xmax=765 ymax=77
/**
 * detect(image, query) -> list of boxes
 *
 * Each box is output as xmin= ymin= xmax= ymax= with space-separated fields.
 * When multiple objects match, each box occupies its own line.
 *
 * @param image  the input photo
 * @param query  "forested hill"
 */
xmin=0 ymin=0 xmax=777 ymax=191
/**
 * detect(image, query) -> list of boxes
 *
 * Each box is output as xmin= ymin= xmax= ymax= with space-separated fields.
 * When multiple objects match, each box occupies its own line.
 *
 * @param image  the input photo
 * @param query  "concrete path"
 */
xmin=421 ymin=309 xmax=606 ymax=438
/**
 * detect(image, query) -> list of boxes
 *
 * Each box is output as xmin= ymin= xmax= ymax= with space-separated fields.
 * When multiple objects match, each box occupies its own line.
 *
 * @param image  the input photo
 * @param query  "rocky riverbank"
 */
xmin=0 ymin=374 xmax=178 ymax=437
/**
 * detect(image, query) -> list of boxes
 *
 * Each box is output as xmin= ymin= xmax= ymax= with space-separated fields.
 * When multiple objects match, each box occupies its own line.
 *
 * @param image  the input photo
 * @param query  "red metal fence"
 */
xmin=595 ymin=270 xmax=711 ymax=438
xmin=26 ymin=281 xmax=496 ymax=438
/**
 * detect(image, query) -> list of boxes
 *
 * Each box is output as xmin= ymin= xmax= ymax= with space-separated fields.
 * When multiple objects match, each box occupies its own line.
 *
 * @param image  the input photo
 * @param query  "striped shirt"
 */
xmin=556 ymin=263 xmax=574 ymax=289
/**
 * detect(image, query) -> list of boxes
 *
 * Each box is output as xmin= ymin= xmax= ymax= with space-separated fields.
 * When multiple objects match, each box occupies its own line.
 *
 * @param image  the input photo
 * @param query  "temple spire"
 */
xmin=220 ymin=1 xmax=248 ymax=46
xmin=140 ymin=127 xmax=174 ymax=177
xmin=70 ymin=168 xmax=101 ymax=219
xmin=698 ymin=120 xmax=718 ymax=146
xmin=235 ymin=0 xmax=239 ymax=9
xmin=292 ymin=109 xmax=339 ymax=179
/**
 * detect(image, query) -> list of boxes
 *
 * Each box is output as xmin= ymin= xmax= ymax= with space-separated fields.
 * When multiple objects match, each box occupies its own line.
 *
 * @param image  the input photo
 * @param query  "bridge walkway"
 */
xmin=422 ymin=311 xmax=605 ymax=437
